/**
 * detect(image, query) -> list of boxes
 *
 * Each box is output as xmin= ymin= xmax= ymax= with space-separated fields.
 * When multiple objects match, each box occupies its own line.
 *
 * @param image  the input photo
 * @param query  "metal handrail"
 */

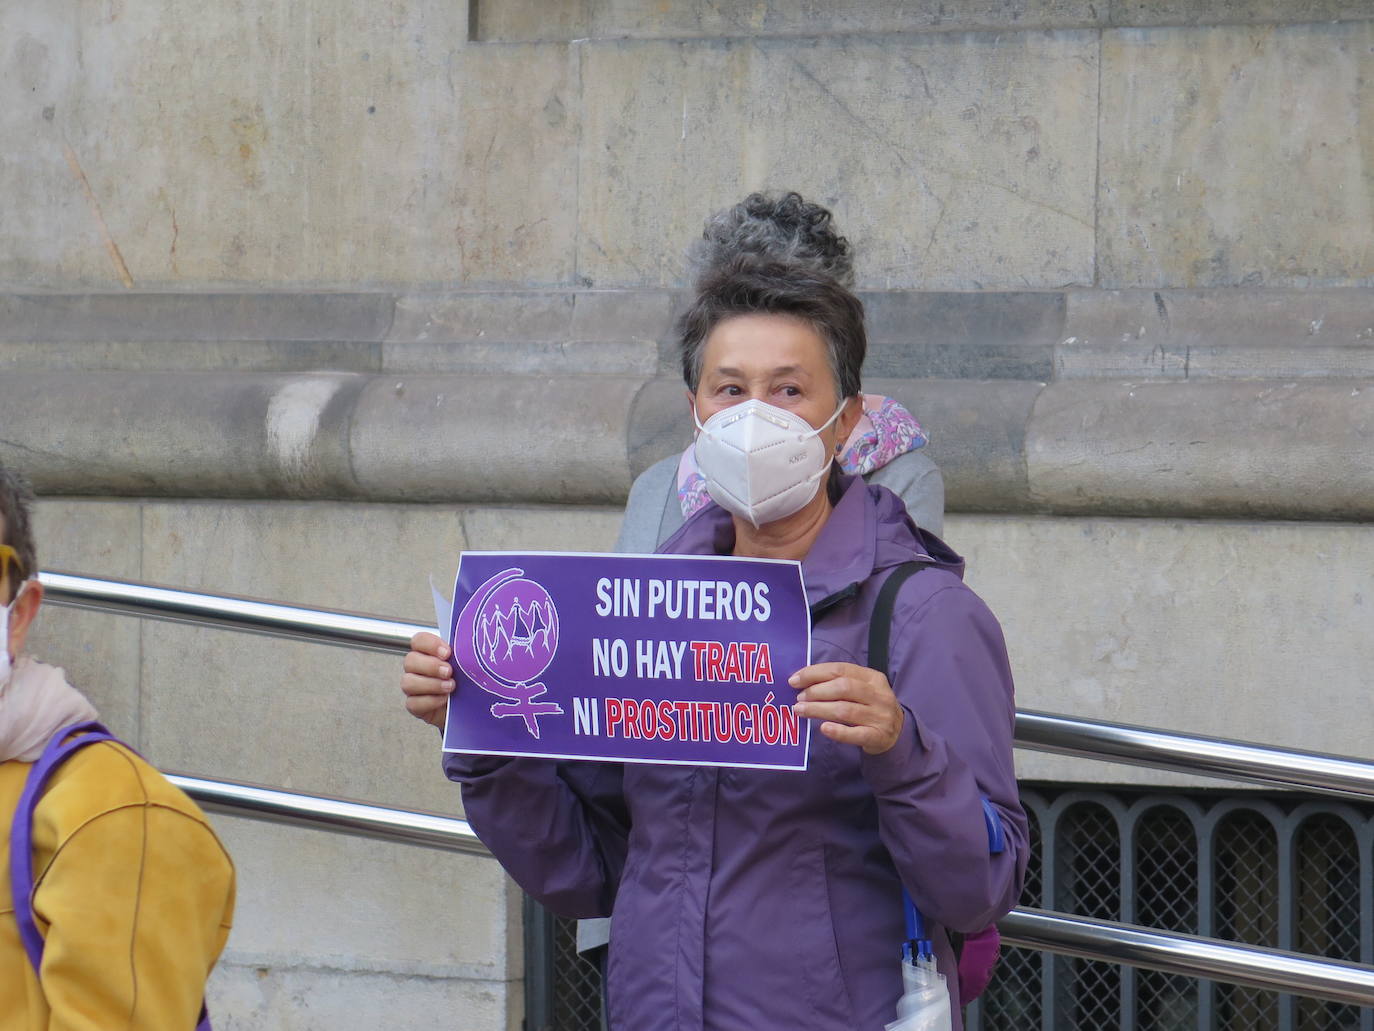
xmin=39 ymin=571 xmax=427 ymax=653
xmin=40 ymin=570 xmax=1374 ymax=802
xmin=167 ymin=774 xmax=489 ymax=857
xmin=1016 ymin=709 xmax=1374 ymax=802
xmin=1000 ymin=910 xmax=1374 ymax=1008
xmin=169 ymin=770 xmax=1374 ymax=1007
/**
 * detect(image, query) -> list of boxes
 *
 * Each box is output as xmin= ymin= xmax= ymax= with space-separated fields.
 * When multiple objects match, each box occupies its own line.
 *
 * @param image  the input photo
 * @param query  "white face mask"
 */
xmin=693 ymin=398 xmax=846 ymax=528
xmin=0 ymin=581 xmax=27 ymax=688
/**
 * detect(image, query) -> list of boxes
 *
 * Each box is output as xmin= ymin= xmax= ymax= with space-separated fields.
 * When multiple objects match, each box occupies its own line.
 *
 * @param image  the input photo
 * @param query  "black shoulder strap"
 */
xmin=867 ymin=561 xmax=929 ymax=675
xmin=869 ymin=560 xmax=973 ymax=966
xmin=12 ymin=721 xmax=117 ymax=971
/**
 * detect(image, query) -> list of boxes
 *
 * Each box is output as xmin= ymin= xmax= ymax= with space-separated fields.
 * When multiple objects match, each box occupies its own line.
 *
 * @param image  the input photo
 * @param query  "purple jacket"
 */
xmin=446 ymin=476 xmax=1027 ymax=1030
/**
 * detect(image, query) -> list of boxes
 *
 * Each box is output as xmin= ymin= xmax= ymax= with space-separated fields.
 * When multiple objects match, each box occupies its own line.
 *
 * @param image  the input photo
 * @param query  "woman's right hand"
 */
xmin=402 ymin=632 xmax=455 ymax=730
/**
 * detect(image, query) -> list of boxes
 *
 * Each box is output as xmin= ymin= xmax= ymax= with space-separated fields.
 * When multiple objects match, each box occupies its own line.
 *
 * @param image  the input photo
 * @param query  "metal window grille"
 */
xmin=968 ymin=786 xmax=1373 ymax=1031
xmin=532 ymin=784 xmax=1374 ymax=1031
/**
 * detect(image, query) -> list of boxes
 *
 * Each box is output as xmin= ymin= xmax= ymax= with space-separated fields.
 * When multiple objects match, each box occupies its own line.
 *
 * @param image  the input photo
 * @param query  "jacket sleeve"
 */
xmin=444 ymin=753 xmax=629 ymax=919
xmin=859 ymin=579 xmax=1027 ymax=933
xmin=33 ymin=804 xmax=236 ymax=1030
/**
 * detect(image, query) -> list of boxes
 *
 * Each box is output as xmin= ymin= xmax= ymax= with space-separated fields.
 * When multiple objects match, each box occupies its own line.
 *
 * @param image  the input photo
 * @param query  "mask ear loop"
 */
xmin=790 ymin=398 xmax=853 ymax=498
xmin=802 ymin=397 xmax=850 ymax=442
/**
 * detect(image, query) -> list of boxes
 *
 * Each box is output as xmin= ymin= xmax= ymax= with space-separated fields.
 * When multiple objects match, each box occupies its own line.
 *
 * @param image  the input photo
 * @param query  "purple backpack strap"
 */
xmin=10 ymin=720 xmax=213 ymax=1030
xmin=10 ymin=719 xmax=115 ymax=970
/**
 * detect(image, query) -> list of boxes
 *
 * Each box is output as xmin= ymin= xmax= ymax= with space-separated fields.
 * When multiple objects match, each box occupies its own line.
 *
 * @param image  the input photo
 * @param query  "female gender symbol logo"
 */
xmin=452 ymin=567 xmax=563 ymax=738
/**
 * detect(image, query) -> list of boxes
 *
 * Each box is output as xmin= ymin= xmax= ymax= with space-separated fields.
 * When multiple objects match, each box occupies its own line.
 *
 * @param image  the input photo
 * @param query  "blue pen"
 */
xmin=902 ymin=889 xmax=934 ymax=962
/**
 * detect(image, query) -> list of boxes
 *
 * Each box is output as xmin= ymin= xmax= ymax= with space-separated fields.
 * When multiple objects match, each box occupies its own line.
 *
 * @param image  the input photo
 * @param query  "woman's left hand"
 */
xmin=789 ymin=662 xmax=905 ymax=755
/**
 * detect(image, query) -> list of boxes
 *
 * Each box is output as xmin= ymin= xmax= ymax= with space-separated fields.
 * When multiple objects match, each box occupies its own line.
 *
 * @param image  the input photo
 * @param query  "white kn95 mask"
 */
xmin=692 ymin=398 xmax=846 ymax=528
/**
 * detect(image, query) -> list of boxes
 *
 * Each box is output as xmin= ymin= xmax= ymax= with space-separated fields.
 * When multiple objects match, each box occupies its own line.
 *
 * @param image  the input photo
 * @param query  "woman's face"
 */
xmin=690 ymin=313 xmax=859 ymax=455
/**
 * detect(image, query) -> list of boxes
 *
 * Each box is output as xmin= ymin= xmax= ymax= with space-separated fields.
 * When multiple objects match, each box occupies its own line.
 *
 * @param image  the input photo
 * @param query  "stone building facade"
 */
xmin=3 ymin=3 xmax=1371 ymax=1026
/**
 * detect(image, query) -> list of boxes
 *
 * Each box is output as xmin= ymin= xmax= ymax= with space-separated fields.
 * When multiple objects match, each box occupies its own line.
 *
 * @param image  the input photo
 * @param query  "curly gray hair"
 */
xmin=678 ymin=259 xmax=865 ymax=403
xmin=686 ymin=191 xmax=854 ymax=290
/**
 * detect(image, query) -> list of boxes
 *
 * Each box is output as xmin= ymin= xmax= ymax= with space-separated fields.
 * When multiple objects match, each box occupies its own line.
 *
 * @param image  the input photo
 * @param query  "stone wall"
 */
xmin=4 ymin=3 xmax=1372 ymax=1028
xmin=4 ymin=10 xmax=1372 ymax=291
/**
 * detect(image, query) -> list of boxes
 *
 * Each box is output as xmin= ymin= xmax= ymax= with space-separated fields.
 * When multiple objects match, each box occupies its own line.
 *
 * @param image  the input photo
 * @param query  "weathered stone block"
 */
xmin=0 ymin=7 xmax=91 ymax=286
xmin=209 ymin=960 xmax=515 ymax=1031
xmin=0 ymin=371 xmax=370 ymax=498
xmin=26 ymin=501 xmax=144 ymax=742
xmin=383 ymin=291 xmax=663 ymax=375
xmin=0 ymin=370 xmax=647 ymax=505
xmin=447 ymin=43 xmax=581 ymax=285
xmin=348 ymin=374 xmax=641 ymax=504
xmin=1107 ymin=0 xmax=1373 ymax=26
xmin=472 ymin=0 xmax=590 ymax=43
xmin=382 ymin=338 xmax=659 ymax=376
xmin=388 ymin=293 xmax=578 ymax=344
xmin=136 ymin=500 xmax=468 ymax=813
xmin=1026 ymin=379 xmax=1374 ymax=519
xmin=460 ymin=505 xmax=623 ymax=552
xmin=0 ymin=338 xmax=384 ymax=374
xmin=1057 ymin=289 xmax=1374 ymax=380
xmin=864 ymin=291 xmax=1066 ymax=381
xmin=208 ymin=817 xmax=510 ymax=976
xmin=569 ymin=289 xmax=675 ymax=343
xmin=578 ymin=33 xmax=1098 ymax=290
xmin=477 ymin=0 xmax=1104 ymax=41
xmin=625 ymin=376 xmax=693 ymax=478
xmin=1098 ymin=23 xmax=1374 ymax=289
xmin=0 ymin=293 xmax=395 ymax=343
xmin=949 ymin=513 xmax=1374 ymax=786
xmin=475 ymin=0 xmax=1373 ymax=41
xmin=871 ymin=377 xmax=1043 ymax=512
xmin=0 ymin=7 xmax=577 ymax=287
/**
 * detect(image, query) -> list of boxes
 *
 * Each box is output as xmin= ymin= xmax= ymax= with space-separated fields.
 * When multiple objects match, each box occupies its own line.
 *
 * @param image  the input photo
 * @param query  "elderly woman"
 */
xmin=619 ymin=191 xmax=945 ymax=553
xmin=402 ymin=261 xmax=1026 ymax=1030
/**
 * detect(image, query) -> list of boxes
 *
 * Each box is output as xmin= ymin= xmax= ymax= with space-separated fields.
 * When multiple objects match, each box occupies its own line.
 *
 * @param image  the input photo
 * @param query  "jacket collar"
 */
xmin=659 ymin=475 xmax=946 ymax=613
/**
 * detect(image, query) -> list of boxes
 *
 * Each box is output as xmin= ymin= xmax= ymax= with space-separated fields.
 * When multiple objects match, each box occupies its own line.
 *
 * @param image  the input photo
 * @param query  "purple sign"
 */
xmin=442 ymin=552 xmax=812 ymax=770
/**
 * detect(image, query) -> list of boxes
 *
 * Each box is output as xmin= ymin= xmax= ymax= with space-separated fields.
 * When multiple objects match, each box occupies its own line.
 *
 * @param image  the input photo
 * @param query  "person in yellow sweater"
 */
xmin=0 ymin=463 xmax=236 ymax=1031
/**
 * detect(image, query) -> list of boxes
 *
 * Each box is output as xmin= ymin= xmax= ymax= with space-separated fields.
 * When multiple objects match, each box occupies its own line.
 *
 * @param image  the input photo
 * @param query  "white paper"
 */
xmin=430 ymin=574 xmax=453 ymax=637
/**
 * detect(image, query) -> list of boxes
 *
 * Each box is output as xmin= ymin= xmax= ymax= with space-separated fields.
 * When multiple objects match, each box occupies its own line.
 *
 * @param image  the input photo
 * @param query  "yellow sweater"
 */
xmin=0 ymin=739 xmax=235 ymax=1031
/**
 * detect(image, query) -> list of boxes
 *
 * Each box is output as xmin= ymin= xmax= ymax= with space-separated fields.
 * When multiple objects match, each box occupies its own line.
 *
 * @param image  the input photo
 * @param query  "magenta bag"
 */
xmin=873 ymin=564 xmax=1004 ymax=1005
xmin=952 ymin=926 xmax=1001 ymax=1003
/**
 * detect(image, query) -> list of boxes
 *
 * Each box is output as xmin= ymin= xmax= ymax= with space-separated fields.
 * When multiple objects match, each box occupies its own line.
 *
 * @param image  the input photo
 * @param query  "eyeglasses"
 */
xmin=0 ymin=544 xmax=23 ymax=589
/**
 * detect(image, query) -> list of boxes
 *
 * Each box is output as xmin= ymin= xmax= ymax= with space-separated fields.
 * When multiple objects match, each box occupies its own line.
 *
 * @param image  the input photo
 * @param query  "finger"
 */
xmin=817 ymin=721 xmax=881 ymax=748
xmin=792 ymin=699 xmax=872 ymax=728
xmin=820 ymin=719 xmax=903 ymax=756
xmin=404 ymin=692 xmax=447 ymax=716
xmin=794 ymin=675 xmax=887 ymax=705
xmin=410 ymin=631 xmax=451 ymax=660
xmin=404 ymin=693 xmax=449 ymax=729
xmin=401 ymin=671 xmax=455 ymax=699
xmin=404 ymin=650 xmax=453 ymax=681
xmin=787 ymin=662 xmax=862 ymax=690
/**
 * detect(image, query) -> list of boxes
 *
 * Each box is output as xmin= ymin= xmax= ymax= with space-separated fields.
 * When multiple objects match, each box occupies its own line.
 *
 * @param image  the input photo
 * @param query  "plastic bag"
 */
xmin=884 ymin=952 xmax=952 ymax=1031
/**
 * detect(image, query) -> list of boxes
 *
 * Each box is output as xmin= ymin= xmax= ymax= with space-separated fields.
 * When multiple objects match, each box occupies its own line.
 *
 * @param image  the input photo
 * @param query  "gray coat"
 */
xmin=614 ymin=450 xmax=945 ymax=554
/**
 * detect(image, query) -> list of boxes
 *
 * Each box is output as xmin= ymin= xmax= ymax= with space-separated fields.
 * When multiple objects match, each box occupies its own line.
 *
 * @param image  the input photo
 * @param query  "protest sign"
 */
xmin=442 ymin=551 xmax=812 ymax=770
